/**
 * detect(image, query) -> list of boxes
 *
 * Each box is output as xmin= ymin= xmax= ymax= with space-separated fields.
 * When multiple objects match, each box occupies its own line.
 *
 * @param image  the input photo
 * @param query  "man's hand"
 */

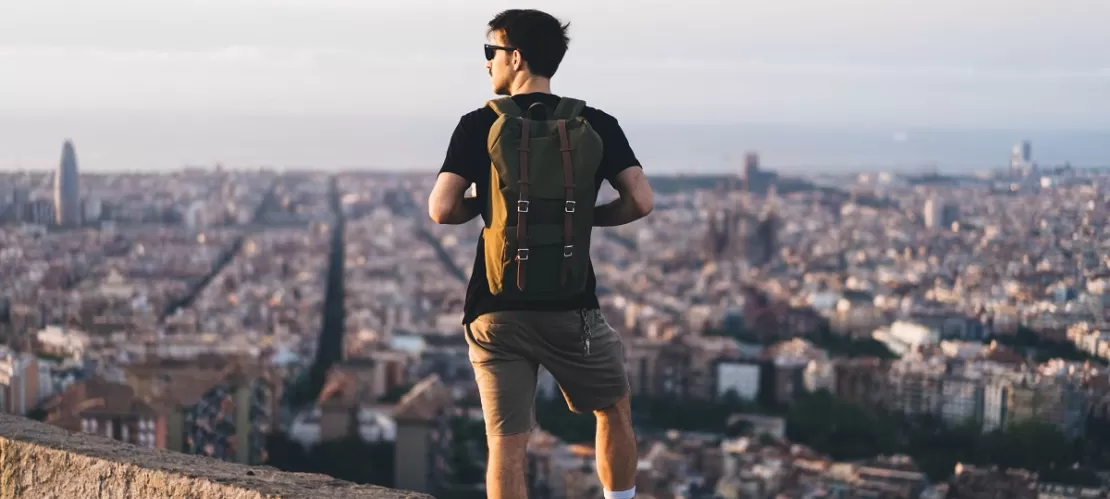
xmin=594 ymin=166 xmax=654 ymax=227
xmin=428 ymin=172 xmax=481 ymax=224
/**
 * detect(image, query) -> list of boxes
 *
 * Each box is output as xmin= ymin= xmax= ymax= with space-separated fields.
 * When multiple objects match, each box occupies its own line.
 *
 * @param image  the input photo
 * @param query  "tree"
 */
xmin=986 ymin=326 xmax=1105 ymax=365
xmin=310 ymin=435 xmax=394 ymax=486
xmin=809 ymin=328 xmax=897 ymax=360
xmin=450 ymin=417 xmax=486 ymax=485
xmin=264 ymin=431 xmax=313 ymax=473
xmin=538 ymin=389 xmax=1094 ymax=484
xmin=378 ymin=383 xmax=415 ymax=403
xmin=1001 ymin=420 xmax=1071 ymax=471
xmin=265 ymin=431 xmax=394 ymax=487
xmin=785 ymin=390 xmax=899 ymax=461
xmin=26 ymin=407 xmax=47 ymax=422
xmin=535 ymin=393 xmax=595 ymax=443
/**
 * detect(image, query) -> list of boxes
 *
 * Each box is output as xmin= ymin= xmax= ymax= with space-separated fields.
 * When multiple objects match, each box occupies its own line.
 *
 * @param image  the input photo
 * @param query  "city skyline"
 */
xmin=1 ymin=119 xmax=1108 ymax=174
xmin=7 ymin=163 xmax=1110 ymax=496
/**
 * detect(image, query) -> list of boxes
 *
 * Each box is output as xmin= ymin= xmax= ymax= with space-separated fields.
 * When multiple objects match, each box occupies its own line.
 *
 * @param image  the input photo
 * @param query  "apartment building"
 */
xmin=122 ymin=355 xmax=274 ymax=465
xmin=1007 ymin=379 xmax=1088 ymax=438
xmin=885 ymin=356 xmax=946 ymax=417
xmin=940 ymin=373 xmax=985 ymax=427
xmin=0 ymin=348 xmax=52 ymax=415
xmin=393 ymin=374 xmax=454 ymax=496
xmin=43 ymin=376 xmax=160 ymax=448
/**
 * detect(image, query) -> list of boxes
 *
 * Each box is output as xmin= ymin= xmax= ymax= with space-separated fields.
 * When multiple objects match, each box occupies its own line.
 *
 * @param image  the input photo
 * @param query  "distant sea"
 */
xmin=1 ymin=112 xmax=1107 ymax=174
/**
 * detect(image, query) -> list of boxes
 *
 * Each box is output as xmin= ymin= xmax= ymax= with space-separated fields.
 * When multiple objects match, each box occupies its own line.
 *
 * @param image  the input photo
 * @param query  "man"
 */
xmin=428 ymin=9 xmax=653 ymax=499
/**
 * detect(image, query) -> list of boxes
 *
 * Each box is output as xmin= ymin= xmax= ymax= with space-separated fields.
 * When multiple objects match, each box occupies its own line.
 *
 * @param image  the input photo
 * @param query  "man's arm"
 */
xmin=428 ymin=172 xmax=481 ymax=224
xmin=594 ymin=166 xmax=654 ymax=227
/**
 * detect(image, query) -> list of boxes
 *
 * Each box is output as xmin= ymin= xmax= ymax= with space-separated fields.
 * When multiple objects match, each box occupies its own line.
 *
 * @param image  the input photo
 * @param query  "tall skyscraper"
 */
xmin=54 ymin=140 xmax=81 ymax=228
xmin=743 ymin=152 xmax=760 ymax=192
xmin=924 ymin=197 xmax=942 ymax=229
xmin=749 ymin=209 xmax=778 ymax=268
xmin=1011 ymin=140 xmax=1033 ymax=172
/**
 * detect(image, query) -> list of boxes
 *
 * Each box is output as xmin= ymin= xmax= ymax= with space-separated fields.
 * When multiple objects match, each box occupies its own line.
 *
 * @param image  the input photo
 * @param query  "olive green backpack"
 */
xmin=482 ymin=96 xmax=604 ymax=300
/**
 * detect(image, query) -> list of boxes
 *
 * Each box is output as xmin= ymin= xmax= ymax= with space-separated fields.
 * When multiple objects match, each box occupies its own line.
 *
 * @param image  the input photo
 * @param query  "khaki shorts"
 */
xmin=465 ymin=308 xmax=630 ymax=436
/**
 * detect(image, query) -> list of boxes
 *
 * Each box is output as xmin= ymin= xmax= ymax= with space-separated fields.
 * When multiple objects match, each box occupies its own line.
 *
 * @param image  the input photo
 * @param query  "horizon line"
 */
xmin=7 ymin=164 xmax=1108 ymax=176
xmin=2 ymin=110 xmax=1109 ymax=134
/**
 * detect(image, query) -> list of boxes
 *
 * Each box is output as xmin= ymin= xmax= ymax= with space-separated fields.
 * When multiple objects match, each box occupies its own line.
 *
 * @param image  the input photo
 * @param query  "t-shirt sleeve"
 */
xmin=591 ymin=111 xmax=641 ymax=183
xmin=439 ymin=112 xmax=487 ymax=183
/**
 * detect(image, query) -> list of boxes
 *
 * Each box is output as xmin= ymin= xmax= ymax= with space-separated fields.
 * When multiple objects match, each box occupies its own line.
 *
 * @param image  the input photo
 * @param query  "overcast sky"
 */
xmin=1 ymin=0 xmax=1108 ymax=171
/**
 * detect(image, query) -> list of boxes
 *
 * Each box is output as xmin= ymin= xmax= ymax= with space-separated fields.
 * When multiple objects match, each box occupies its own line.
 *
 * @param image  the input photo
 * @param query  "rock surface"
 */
xmin=0 ymin=414 xmax=432 ymax=499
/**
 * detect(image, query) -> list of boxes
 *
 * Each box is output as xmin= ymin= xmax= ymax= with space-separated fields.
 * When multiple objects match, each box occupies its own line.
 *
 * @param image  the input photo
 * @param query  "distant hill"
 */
xmin=648 ymin=172 xmax=841 ymax=197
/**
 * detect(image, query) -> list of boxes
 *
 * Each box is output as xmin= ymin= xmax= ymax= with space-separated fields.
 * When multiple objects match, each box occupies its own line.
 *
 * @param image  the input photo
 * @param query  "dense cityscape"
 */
xmin=4 ymin=139 xmax=1110 ymax=499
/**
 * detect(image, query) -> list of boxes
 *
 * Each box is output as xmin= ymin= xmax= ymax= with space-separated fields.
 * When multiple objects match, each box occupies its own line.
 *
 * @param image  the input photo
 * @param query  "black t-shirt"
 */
xmin=438 ymin=92 xmax=641 ymax=324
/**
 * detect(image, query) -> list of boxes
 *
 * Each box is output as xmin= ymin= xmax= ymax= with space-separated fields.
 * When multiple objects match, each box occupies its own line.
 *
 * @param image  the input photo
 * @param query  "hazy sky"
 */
xmin=1 ymin=0 xmax=1108 ymax=171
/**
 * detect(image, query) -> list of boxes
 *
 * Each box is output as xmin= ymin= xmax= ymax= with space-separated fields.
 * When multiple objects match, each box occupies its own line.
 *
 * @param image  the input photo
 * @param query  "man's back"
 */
xmin=438 ymin=92 xmax=642 ymax=324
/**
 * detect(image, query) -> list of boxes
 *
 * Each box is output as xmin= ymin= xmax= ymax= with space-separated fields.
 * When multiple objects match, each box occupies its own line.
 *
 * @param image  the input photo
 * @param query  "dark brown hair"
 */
xmin=487 ymin=9 xmax=571 ymax=78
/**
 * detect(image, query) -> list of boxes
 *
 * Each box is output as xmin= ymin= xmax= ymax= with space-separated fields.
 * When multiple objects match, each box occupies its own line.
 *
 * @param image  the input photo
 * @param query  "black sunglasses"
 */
xmin=484 ymin=44 xmax=517 ymax=61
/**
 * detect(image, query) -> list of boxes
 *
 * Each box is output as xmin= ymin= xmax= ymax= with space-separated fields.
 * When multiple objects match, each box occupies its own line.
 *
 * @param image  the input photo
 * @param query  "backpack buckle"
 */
xmin=564 ymin=200 xmax=576 ymax=213
xmin=563 ymin=245 xmax=574 ymax=257
xmin=517 ymin=248 xmax=530 ymax=261
xmin=517 ymin=200 xmax=530 ymax=213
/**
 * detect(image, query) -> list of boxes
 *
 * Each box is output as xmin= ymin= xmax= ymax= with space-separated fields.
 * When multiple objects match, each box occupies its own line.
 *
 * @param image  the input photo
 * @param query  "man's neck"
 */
xmin=510 ymin=77 xmax=552 ymax=96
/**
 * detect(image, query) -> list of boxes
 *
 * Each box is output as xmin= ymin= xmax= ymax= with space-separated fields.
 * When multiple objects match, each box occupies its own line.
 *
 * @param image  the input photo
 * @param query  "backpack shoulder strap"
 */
xmin=553 ymin=97 xmax=586 ymax=119
xmin=487 ymin=97 xmax=523 ymax=117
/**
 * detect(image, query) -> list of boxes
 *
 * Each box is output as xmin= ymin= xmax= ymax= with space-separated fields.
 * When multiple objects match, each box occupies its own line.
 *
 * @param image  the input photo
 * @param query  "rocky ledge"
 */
xmin=0 ymin=414 xmax=432 ymax=499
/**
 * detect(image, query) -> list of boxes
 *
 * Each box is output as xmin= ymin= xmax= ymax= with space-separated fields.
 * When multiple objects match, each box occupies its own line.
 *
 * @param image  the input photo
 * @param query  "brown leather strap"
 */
xmin=516 ymin=118 xmax=532 ymax=291
xmin=556 ymin=119 xmax=575 ymax=286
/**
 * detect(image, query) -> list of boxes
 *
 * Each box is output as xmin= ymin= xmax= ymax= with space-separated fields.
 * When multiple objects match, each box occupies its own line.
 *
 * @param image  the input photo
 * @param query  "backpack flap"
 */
xmin=552 ymin=98 xmax=585 ymax=120
xmin=484 ymin=97 xmax=603 ymax=300
xmin=487 ymin=97 xmax=523 ymax=117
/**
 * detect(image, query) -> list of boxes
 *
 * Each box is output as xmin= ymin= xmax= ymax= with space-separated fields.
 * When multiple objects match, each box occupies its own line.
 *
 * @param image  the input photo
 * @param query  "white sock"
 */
xmin=604 ymin=488 xmax=635 ymax=499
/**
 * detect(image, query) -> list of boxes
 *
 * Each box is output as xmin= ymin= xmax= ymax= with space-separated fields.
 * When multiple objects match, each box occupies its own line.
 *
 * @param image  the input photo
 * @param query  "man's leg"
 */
xmin=594 ymin=394 xmax=637 ymax=495
xmin=465 ymin=315 xmax=539 ymax=499
xmin=487 ymin=432 xmax=531 ymax=499
xmin=530 ymin=309 xmax=638 ymax=499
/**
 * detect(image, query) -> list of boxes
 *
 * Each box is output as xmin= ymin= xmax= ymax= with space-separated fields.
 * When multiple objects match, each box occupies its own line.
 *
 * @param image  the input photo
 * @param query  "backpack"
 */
xmin=482 ymin=96 xmax=604 ymax=300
